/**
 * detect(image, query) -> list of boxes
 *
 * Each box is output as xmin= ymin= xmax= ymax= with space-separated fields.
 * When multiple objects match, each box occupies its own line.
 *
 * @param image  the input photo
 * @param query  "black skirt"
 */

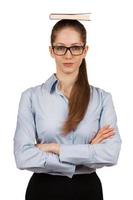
xmin=25 ymin=172 xmax=103 ymax=200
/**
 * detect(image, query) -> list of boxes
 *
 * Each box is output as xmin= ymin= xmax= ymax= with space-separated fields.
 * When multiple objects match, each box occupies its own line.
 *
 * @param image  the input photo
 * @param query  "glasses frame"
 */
xmin=52 ymin=45 xmax=86 ymax=56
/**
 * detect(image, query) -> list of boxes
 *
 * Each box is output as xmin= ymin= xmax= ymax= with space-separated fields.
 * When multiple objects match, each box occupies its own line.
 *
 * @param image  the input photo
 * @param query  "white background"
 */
xmin=0 ymin=0 xmax=132 ymax=199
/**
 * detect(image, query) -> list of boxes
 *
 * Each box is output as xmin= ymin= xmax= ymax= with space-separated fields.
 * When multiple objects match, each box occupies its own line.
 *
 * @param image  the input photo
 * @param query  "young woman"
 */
xmin=13 ymin=19 xmax=122 ymax=200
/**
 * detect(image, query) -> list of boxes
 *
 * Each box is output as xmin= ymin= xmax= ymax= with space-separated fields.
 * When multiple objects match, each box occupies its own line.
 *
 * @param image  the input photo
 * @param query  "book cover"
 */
xmin=49 ymin=13 xmax=91 ymax=21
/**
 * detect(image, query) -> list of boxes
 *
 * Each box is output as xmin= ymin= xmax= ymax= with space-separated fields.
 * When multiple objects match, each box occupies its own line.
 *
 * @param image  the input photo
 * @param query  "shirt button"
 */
xmin=70 ymin=135 xmax=73 ymax=140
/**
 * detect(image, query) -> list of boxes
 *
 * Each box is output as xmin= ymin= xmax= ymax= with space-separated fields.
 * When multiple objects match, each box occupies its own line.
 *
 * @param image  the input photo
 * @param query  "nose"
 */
xmin=64 ymin=49 xmax=73 ymax=58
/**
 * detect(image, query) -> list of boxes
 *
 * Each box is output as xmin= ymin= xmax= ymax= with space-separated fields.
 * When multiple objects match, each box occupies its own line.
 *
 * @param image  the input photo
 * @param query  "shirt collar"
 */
xmin=44 ymin=73 xmax=93 ymax=95
xmin=44 ymin=73 xmax=59 ymax=94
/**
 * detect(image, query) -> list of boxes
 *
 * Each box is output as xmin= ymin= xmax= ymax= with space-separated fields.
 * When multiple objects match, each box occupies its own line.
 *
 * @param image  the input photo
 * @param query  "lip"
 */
xmin=63 ymin=63 xmax=74 ymax=67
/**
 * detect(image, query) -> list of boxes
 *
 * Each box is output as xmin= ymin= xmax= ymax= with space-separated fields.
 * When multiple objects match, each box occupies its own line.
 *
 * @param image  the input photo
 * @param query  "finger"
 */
xmin=99 ymin=128 xmax=115 ymax=136
xmin=96 ymin=131 xmax=115 ymax=143
xmin=98 ymin=128 xmax=115 ymax=137
xmin=99 ymin=125 xmax=110 ymax=132
xmin=90 ymin=127 xmax=115 ymax=144
xmin=98 ymin=130 xmax=115 ymax=139
xmin=94 ymin=129 xmax=114 ymax=142
xmin=102 ymin=131 xmax=115 ymax=139
xmin=99 ymin=125 xmax=114 ymax=132
xmin=97 ymin=134 xmax=114 ymax=143
xmin=91 ymin=131 xmax=114 ymax=144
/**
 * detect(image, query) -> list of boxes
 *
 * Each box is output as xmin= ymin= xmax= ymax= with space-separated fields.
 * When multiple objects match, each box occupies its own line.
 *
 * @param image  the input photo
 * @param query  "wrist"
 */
xmin=50 ymin=143 xmax=56 ymax=153
xmin=51 ymin=143 xmax=60 ymax=155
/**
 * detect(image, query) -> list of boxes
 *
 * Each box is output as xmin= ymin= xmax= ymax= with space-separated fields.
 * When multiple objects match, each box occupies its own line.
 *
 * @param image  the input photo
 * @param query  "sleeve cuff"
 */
xmin=59 ymin=144 xmax=94 ymax=165
xmin=44 ymin=153 xmax=76 ymax=177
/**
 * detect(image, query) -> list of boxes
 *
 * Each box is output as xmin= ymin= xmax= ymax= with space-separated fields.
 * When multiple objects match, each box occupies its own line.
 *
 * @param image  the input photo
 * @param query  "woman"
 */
xmin=13 ymin=19 xmax=122 ymax=200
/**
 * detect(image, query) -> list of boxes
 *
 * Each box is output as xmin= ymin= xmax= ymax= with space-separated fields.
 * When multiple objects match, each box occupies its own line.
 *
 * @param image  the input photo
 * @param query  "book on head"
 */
xmin=49 ymin=13 xmax=91 ymax=21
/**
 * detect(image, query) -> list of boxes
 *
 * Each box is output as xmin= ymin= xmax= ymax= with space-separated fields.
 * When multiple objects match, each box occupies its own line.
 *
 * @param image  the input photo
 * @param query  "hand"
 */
xmin=35 ymin=143 xmax=60 ymax=155
xmin=90 ymin=125 xmax=115 ymax=144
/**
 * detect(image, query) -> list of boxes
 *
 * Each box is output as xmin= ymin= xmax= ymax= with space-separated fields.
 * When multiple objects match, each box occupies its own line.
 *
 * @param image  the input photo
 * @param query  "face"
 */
xmin=49 ymin=27 xmax=89 ymax=75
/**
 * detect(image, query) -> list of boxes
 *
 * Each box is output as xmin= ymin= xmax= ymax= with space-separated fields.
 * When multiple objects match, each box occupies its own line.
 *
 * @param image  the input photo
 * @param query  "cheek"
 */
xmin=54 ymin=57 xmax=62 ymax=64
xmin=76 ymin=57 xmax=84 ymax=66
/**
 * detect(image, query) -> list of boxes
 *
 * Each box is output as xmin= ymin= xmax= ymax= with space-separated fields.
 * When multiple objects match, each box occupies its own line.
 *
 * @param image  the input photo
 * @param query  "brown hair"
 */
xmin=50 ymin=19 xmax=90 ymax=135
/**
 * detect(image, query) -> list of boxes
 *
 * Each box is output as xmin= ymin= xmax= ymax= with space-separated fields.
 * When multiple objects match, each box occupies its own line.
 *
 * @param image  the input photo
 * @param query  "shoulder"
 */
xmin=90 ymin=84 xmax=113 ymax=104
xmin=20 ymin=83 xmax=45 ymax=100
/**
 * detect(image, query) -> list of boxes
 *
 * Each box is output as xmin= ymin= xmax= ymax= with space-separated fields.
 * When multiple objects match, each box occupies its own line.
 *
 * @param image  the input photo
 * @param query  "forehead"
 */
xmin=54 ymin=27 xmax=82 ymax=45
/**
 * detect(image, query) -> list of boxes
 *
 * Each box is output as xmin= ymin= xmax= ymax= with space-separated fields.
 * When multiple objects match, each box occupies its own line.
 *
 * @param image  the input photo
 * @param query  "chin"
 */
xmin=62 ymin=68 xmax=76 ymax=74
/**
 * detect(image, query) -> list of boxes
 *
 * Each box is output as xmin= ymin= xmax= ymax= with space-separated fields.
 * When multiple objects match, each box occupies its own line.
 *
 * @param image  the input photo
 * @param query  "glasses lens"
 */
xmin=52 ymin=45 xmax=85 ymax=56
xmin=53 ymin=46 xmax=66 ymax=55
xmin=70 ymin=46 xmax=84 ymax=55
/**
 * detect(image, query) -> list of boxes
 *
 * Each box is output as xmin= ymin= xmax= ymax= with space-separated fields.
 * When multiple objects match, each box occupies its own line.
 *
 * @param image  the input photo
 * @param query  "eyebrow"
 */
xmin=54 ymin=43 xmax=83 ymax=46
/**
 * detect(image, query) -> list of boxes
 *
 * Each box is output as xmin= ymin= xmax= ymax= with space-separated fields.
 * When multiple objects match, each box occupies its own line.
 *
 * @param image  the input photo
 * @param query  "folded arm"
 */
xmin=59 ymin=92 xmax=122 ymax=169
xmin=13 ymin=88 xmax=75 ymax=177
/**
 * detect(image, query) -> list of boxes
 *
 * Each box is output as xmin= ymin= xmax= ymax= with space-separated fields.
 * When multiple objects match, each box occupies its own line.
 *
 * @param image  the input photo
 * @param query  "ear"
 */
xmin=83 ymin=45 xmax=89 ymax=58
xmin=49 ymin=46 xmax=55 ymax=58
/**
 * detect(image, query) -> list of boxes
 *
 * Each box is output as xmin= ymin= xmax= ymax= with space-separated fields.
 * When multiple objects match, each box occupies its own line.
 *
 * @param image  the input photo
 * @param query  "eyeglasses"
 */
xmin=52 ymin=45 xmax=85 ymax=56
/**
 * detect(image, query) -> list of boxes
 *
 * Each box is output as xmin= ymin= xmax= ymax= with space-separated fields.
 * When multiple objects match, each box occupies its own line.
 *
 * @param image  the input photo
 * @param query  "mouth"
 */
xmin=63 ymin=63 xmax=74 ymax=67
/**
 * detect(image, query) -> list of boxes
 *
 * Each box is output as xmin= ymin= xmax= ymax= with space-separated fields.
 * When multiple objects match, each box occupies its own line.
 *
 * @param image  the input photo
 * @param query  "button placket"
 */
xmin=55 ymin=81 xmax=69 ymax=104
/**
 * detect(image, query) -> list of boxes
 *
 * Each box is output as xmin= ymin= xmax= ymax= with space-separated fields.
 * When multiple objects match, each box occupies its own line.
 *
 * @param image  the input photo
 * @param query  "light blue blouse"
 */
xmin=13 ymin=73 xmax=122 ymax=178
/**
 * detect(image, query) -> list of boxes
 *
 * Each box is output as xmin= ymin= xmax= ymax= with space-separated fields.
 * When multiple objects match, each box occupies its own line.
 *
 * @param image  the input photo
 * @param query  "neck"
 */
xmin=54 ymin=70 xmax=79 ymax=93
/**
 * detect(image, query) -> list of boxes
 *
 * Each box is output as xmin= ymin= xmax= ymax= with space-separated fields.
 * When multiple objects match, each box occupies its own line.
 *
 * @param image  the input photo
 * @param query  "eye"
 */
xmin=54 ymin=46 xmax=66 ymax=51
xmin=71 ymin=46 xmax=83 ymax=51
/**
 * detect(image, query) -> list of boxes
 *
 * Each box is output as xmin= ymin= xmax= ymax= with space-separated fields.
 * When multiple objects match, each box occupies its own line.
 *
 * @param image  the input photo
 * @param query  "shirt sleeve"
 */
xmin=59 ymin=92 xmax=122 ymax=169
xmin=13 ymin=88 xmax=75 ymax=177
